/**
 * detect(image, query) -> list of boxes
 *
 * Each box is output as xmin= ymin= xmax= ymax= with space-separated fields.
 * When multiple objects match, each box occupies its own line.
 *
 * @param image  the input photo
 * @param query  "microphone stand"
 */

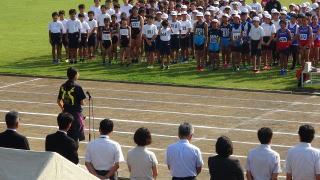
xmin=88 ymin=94 xmax=92 ymax=141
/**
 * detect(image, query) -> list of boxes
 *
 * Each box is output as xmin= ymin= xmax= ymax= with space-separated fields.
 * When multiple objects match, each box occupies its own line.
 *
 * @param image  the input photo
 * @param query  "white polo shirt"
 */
xmin=249 ymin=25 xmax=264 ymax=40
xmin=97 ymin=13 xmax=111 ymax=27
xmin=48 ymin=21 xmax=64 ymax=33
xmin=246 ymin=144 xmax=282 ymax=180
xmin=88 ymin=19 xmax=98 ymax=33
xmin=59 ymin=19 xmax=68 ymax=34
xmin=120 ymin=4 xmax=133 ymax=17
xmin=169 ymin=20 xmax=181 ymax=35
xmin=66 ymin=19 xmax=82 ymax=33
xmin=85 ymin=135 xmax=124 ymax=171
xmin=80 ymin=21 xmax=90 ymax=33
xmin=261 ymin=23 xmax=276 ymax=37
xmin=160 ymin=27 xmax=172 ymax=41
xmin=89 ymin=5 xmax=101 ymax=19
xmin=166 ymin=139 xmax=204 ymax=178
xmin=180 ymin=20 xmax=192 ymax=35
xmin=142 ymin=24 xmax=158 ymax=39
xmin=286 ymin=142 xmax=320 ymax=180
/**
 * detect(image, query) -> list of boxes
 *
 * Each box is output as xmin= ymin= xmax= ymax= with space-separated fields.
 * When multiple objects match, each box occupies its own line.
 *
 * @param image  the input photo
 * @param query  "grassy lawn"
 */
xmin=0 ymin=0 xmax=313 ymax=91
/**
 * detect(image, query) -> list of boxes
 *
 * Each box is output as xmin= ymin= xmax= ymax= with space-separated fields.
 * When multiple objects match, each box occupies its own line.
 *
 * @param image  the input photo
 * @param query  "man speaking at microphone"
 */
xmin=57 ymin=67 xmax=86 ymax=143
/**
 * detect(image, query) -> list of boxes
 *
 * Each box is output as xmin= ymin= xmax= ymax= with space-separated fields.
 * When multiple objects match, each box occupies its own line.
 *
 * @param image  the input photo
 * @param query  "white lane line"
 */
xmin=0 ymin=78 xmax=42 ymax=89
xmin=0 ymin=99 xmax=319 ymax=126
xmin=0 ymin=121 xmax=292 ymax=148
xmin=0 ymin=109 xmax=310 ymax=137
xmin=0 ymin=89 xmax=320 ymax=115
xmin=13 ymin=82 xmax=320 ymax=106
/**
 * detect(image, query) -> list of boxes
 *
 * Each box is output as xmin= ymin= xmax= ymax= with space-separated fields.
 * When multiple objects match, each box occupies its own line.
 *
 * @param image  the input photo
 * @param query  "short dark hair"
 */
xmin=146 ymin=14 xmax=154 ymax=19
xmin=88 ymin=11 xmax=95 ymax=15
xmin=57 ymin=113 xmax=74 ymax=129
xmin=111 ymin=14 xmax=117 ymax=19
xmin=114 ymin=4 xmax=120 ymax=8
xmin=100 ymin=119 xmax=114 ymax=134
xmin=5 ymin=111 xmax=19 ymax=128
xmin=101 ymin=5 xmax=106 ymax=9
xmin=178 ymin=122 xmax=193 ymax=137
xmin=104 ymin=17 xmax=111 ymax=22
xmin=78 ymin=13 xmax=85 ymax=18
xmin=52 ymin=12 xmax=59 ymax=17
xmin=216 ymin=136 xmax=233 ymax=158
xmin=162 ymin=20 xmax=169 ymax=27
xmin=78 ymin=4 xmax=85 ymax=9
xmin=134 ymin=127 xmax=152 ymax=146
xmin=67 ymin=67 xmax=78 ymax=80
xmin=299 ymin=125 xmax=315 ymax=143
xmin=258 ymin=127 xmax=273 ymax=144
xmin=59 ymin=10 xmax=65 ymax=15
xmin=280 ymin=20 xmax=287 ymax=25
xmin=69 ymin=9 xmax=77 ymax=15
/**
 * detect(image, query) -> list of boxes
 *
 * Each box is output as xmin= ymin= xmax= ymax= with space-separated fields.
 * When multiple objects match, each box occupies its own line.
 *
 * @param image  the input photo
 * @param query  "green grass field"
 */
xmin=0 ymin=0 xmax=312 ymax=91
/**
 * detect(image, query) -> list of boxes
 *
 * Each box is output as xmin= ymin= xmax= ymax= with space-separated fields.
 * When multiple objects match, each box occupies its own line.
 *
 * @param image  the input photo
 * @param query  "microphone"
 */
xmin=86 ymin=91 xmax=92 ymax=99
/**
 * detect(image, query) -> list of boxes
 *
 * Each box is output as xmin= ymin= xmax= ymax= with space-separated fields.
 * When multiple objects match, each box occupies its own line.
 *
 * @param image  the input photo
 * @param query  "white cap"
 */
xmin=197 ymin=6 xmax=204 ymax=9
xmin=214 ymin=1 xmax=219 ymax=5
xmin=233 ymin=14 xmax=240 ymax=18
xmin=214 ymin=7 xmax=220 ymax=12
xmin=280 ymin=10 xmax=287 ymax=14
xmin=171 ymin=11 xmax=177 ymax=16
xmin=231 ymin=10 xmax=238 ymax=15
xmin=205 ymin=11 xmax=211 ymax=16
xmin=258 ymin=14 xmax=263 ymax=19
xmin=222 ymin=13 xmax=230 ymax=18
xmin=253 ymin=16 xmax=260 ymax=21
xmin=271 ymin=8 xmax=279 ymax=14
xmin=161 ymin=13 xmax=168 ymax=19
xmin=223 ymin=0 xmax=229 ymax=2
xmin=265 ymin=14 xmax=272 ymax=19
xmin=263 ymin=11 xmax=269 ymax=15
xmin=305 ymin=2 xmax=311 ymax=6
xmin=230 ymin=2 xmax=236 ymax=6
xmin=192 ymin=10 xmax=198 ymax=13
xmin=312 ymin=3 xmax=319 ymax=9
xmin=156 ymin=11 xmax=162 ymax=14
xmin=289 ymin=3 xmax=295 ymax=7
xmin=318 ymin=0 xmax=320 ymax=3
xmin=301 ymin=3 xmax=308 ymax=8
xmin=281 ymin=7 xmax=288 ymax=11
xmin=181 ymin=5 xmax=187 ymax=9
xmin=196 ymin=12 xmax=204 ymax=17
xmin=181 ymin=11 xmax=188 ymax=15
xmin=241 ymin=8 xmax=249 ymax=14
xmin=177 ymin=13 xmax=181 ymax=16
xmin=212 ymin=19 xmax=219 ymax=23
xmin=224 ymin=6 xmax=231 ymax=9
xmin=207 ymin=6 xmax=215 ymax=11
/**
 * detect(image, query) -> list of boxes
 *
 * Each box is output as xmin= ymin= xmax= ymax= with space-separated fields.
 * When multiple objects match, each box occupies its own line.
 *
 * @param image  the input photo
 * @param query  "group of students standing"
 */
xmin=48 ymin=0 xmax=320 ymax=74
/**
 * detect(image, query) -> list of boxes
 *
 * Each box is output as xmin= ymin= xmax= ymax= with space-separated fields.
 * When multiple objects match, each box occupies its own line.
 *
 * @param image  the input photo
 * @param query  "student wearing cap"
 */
xmin=276 ymin=20 xmax=292 ymax=75
xmin=239 ymin=0 xmax=252 ymax=14
xmin=220 ymin=14 xmax=232 ymax=69
xmin=261 ymin=14 xmax=276 ymax=70
xmin=310 ymin=15 xmax=320 ymax=67
xmin=230 ymin=14 xmax=244 ymax=72
xmin=297 ymin=15 xmax=313 ymax=68
xmin=240 ymin=11 xmax=251 ymax=69
xmin=208 ymin=19 xmax=222 ymax=71
xmin=193 ymin=12 xmax=208 ymax=71
xmin=249 ymin=16 xmax=264 ymax=73
xmin=180 ymin=11 xmax=192 ymax=63
xmin=287 ymin=13 xmax=299 ymax=70
xmin=169 ymin=11 xmax=181 ymax=64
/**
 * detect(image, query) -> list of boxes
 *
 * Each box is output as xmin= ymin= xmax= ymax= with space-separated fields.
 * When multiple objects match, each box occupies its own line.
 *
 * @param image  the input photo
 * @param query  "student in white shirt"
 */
xmin=246 ymin=127 xmax=281 ymax=180
xmin=249 ymin=16 xmax=264 ymax=73
xmin=180 ymin=11 xmax=192 ymax=62
xmin=76 ymin=4 xmax=89 ymax=22
xmin=250 ymin=0 xmax=262 ymax=14
xmin=113 ymin=4 xmax=122 ymax=23
xmin=121 ymin=0 xmax=133 ymax=17
xmin=286 ymin=125 xmax=320 ymax=180
xmin=89 ymin=0 xmax=101 ymax=19
xmin=261 ymin=14 xmax=276 ymax=70
xmin=87 ymin=11 xmax=98 ymax=59
xmin=85 ymin=119 xmax=124 ymax=180
xmin=159 ymin=20 xmax=173 ymax=70
xmin=127 ymin=128 xmax=158 ymax=180
xmin=142 ymin=15 xmax=158 ymax=68
xmin=66 ymin=9 xmax=82 ymax=64
xmin=97 ymin=5 xmax=111 ymax=53
xmin=49 ymin=12 xmax=64 ymax=64
xmin=105 ymin=0 xmax=115 ymax=15
xmin=78 ymin=14 xmax=90 ymax=63
xmin=58 ymin=10 xmax=69 ymax=61
xmin=169 ymin=11 xmax=181 ymax=64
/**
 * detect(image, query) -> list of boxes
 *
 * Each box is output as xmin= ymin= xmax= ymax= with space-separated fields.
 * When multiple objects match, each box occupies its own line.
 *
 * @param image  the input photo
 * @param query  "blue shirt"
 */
xmin=166 ymin=139 xmax=204 ymax=177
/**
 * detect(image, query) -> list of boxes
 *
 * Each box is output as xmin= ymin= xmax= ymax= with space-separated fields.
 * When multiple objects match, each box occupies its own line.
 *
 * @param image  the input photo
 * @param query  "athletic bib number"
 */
xmin=131 ymin=22 xmax=140 ymax=28
xmin=120 ymin=29 xmax=129 ymax=36
xmin=233 ymin=33 xmax=240 ymax=40
xmin=300 ymin=34 xmax=308 ymax=40
xmin=210 ymin=35 xmax=218 ymax=43
xmin=222 ymin=29 xmax=229 ymax=37
xmin=279 ymin=37 xmax=287 ymax=42
xmin=102 ymin=33 xmax=111 ymax=40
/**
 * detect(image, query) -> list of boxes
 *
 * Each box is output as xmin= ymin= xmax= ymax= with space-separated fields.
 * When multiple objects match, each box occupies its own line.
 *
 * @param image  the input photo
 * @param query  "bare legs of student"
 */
xmin=310 ymin=46 xmax=319 ymax=67
xmin=210 ymin=52 xmax=220 ymax=70
xmin=241 ymin=53 xmax=250 ymax=68
xmin=131 ymin=38 xmax=141 ymax=63
xmin=196 ymin=49 xmax=205 ymax=70
xmin=51 ymin=44 xmax=57 ymax=61
xmin=88 ymin=46 xmax=96 ymax=59
xmin=111 ymin=43 xmax=118 ymax=63
xmin=252 ymin=55 xmax=261 ymax=71
xmin=262 ymin=50 xmax=272 ymax=69
xmin=147 ymin=51 xmax=155 ymax=67
xmin=221 ymin=46 xmax=231 ymax=68
xmin=161 ymin=54 xmax=169 ymax=69
xmin=300 ymin=45 xmax=311 ymax=68
xmin=279 ymin=52 xmax=288 ymax=70
xmin=69 ymin=48 xmax=78 ymax=64
xmin=78 ymin=46 xmax=86 ymax=62
xmin=102 ymin=46 xmax=112 ymax=65
xmin=170 ymin=49 xmax=179 ymax=64
xmin=232 ymin=51 xmax=241 ymax=71
xmin=290 ymin=46 xmax=298 ymax=70
xmin=120 ymin=47 xmax=130 ymax=66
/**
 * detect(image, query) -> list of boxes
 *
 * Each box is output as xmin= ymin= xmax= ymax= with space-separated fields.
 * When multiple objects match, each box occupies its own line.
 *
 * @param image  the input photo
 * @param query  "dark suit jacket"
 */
xmin=0 ymin=129 xmax=30 ymax=150
xmin=45 ymin=131 xmax=79 ymax=164
xmin=208 ymin=155 xmax=244 ymax=180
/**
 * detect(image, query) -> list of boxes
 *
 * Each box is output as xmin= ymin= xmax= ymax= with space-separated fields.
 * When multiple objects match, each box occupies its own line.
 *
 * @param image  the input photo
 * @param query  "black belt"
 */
xmin=172 ymin=177 xmax=196 ymax=180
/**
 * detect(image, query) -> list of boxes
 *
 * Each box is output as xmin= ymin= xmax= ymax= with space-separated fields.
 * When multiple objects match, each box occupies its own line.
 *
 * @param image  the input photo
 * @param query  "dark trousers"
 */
xmin=95 ymin=170 xmax=118 ymax=180
xmin=172 ymin=177 xmax=196 ymax=180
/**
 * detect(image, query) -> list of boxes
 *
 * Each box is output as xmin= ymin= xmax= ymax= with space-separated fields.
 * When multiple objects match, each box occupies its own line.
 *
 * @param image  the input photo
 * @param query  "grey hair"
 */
xmin=178 ymin=122 xmax=194 ymax=137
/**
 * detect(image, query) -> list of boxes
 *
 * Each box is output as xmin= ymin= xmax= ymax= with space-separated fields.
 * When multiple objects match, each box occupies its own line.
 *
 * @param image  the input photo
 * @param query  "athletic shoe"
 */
xmin=283 ymin=69 xmax=288 ymax=75
xmin=254 ymin=70 xmax=260 ymax=73
xmin=199 ymin=67 xmax=205 ymax=71
xmin=236 ymin=67 xmax=240 ymax=72
xmin=196 ymin=67 xmax=201 ymax=71
xmin=166 ymin=66 xmax=170 ymax=70
xmin=232 ymin=66 xmax=236 ymax=72
xmin=160 ymin=65 xmax=165 ymax=70
xmin=183 ymin=59 xmax=190 ymax=63
xmin=52 ymin=59 xmax=57 ymax=64
xmin=267 ymin=66 xmax=272 ymax=70
xmin=279 ymin=69 xmax=284 ymax=75
xmin=262 ymin=66 xmax=268 ymax=70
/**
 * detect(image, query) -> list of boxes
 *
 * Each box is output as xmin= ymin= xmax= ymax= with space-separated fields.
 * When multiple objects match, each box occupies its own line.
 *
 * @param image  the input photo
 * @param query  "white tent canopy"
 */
xmin=0 ymin=147 xmax=99 ymax=180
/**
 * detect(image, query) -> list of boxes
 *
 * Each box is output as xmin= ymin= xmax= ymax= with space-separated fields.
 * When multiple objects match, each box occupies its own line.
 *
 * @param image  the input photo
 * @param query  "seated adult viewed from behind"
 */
xmin=0 ymin=111 xmax=30 ymax=150
xmin=45 ymin=112 xmax=79 ymax=164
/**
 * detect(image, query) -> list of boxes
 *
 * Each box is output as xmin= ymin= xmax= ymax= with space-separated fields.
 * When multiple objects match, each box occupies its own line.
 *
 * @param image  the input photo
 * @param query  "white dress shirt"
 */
xmin=48 ymin=21 xmax=64 ymax=33
xmin=246 ymin=144 xmax=281 ymax=180
xmin=66 ymin=19 xmax=82 ymax=33
xmin=85 ymin=135 xmax=124 ymax=171
xmin=166 ymin=139 xmax=203 ymax=178
xmin=286 ymin=142 xmax=320 ymax=180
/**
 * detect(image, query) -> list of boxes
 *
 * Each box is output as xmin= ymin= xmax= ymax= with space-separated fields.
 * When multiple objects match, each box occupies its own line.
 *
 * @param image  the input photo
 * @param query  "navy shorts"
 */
xmin=251 ymin=40 xmax=262 ymax=56
xmin=88 ymin=33 xmax=97 ymax=47
xmin=144 ymin=39 xmax=156 ymax=52
xmin=50 ymin=33 xmax=62 ymax=46
xmin=112 ymin=36 xmax=118 ymax=44
xmin=79 ymin=33 xmax=88 ymax=48
xmin=62 ymin=34 xmax=68 ymax=47
xmin=180 ymin=35 xmax=189 ymax=49
xmin=68 ymin=33 xmax=79 ymax=49
xmin=120 ymin=36 xmax=130 ymax=48
xmin=160 ymin=40 xmax=171 ymax=55
xmin=102 ymin=40 xmax=112 ymax=49
xmin=232 ymin=45 xmax=242 ymax=52
xmin=155 ymin=36 xmax=161 ymax=49
xmin=241 ymin=42 xmax=250 ymax=54
xmin=170 ymin=35 xmax=180 ymax=50
xmin=189 ymin=33 xmax=194 ymax=48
